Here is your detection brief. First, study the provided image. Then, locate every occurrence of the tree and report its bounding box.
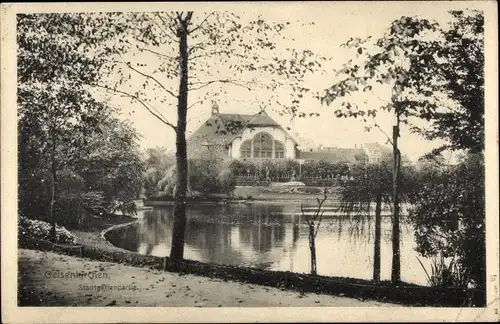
[188,158,235,196]
[339,162,391,282]
[320,16,439,284]
[301,190,327,275]
[339,158,417,282]
[98,12,324,260]
[142,147,175,198]
[410,153,485,289]
[72,114,145,215]
[19,101,144,228]
[17,13,126,239]
[410,10,484,155]
[408,10,485,289]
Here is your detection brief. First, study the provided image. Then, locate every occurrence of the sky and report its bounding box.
[96,1,487,162]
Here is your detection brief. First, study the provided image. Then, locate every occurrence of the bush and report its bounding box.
[19,216,76,244]
[417,255,472,288]
[229,158,301,180]
[56,170,108,227]
[301,160,350,179]
[410,153,485,289]
[18,114,144,228]
[189,158,235,196]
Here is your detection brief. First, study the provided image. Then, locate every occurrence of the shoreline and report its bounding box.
[18,213,485,307]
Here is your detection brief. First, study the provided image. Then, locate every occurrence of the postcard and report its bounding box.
[1,1,499,323]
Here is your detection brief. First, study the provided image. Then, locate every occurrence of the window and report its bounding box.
[240,140,251,158]
[253,133,273,158]
[275,140,285,158]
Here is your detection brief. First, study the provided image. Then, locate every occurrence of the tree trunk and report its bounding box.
[309,223,317,275]
[169,17,190,260]
[373,192,382,282]
[49,137,57,241]
[391,122,401,285]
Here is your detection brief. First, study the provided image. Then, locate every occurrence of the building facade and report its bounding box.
[187,103,391,164]
[187,103,299,160]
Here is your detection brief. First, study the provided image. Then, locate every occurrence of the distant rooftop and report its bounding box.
[299,146,366,164]
[188,107,289,145]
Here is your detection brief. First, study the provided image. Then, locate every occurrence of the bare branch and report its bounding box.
[185,12,194,21]
[370,90,391,105]
[156,12,179,40]
[189,79,254,92]
[314,190,327,237]
[138,46,178,61]
[315,210,325,238]
[187,97,215,110]
[189,50,245,61]
[116,53,178,99]
[95,84,176,130]
[186,115,203,124]
[372,116,394,146]
[188,42,205,55]
[188,12,215,34]
[301,204,310,225]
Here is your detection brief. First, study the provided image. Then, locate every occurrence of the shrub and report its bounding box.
[19,216,76,244]
[410,153,485,289]
[416,255,472,288]
[55,170,107,227]
[189,158,236,196]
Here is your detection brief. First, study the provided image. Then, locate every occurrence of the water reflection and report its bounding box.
[107,203,431,285]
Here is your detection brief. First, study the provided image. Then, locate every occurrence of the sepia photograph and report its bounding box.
[1,1,499,323]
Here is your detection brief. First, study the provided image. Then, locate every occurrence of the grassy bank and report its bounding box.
[145,186,341,205]
[19,216,485,307]
[70,213,139,252]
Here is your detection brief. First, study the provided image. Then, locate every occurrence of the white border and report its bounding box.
[1,2,498,323]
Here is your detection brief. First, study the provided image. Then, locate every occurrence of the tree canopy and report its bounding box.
[410,10,484,154]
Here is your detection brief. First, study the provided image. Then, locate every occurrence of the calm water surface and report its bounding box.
[107,202,432,285]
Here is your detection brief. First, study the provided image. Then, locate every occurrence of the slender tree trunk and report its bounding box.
[49,136,57,241]
[169,16,190,260]
[309,222,317,275]
[373,192,382,282]
[391,121,401,285]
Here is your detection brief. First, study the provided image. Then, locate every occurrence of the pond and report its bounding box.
[106,202,432,286]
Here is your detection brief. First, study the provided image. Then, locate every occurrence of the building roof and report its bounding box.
[299,147,365,164]
[188,110,294,145]
[363,142,392,155]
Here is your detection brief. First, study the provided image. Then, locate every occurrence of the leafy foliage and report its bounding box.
[410,153,485,288]
[96,12,326,132]
[72,115,145,215]
[318,11,485,285]
[320,16,439,126]
[17,13,128,151]
[416,254,472,289]
[93,11,326,260]
[17,13,129,231]
[142,147,176,198]
[301,160,350,179]
[19,110,144,226]
[411,10,484,154]
[228,158,352,180]
[188,158,235,196]
[320,10,484,155]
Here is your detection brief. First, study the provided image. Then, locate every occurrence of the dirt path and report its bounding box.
[18,249,397,307]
